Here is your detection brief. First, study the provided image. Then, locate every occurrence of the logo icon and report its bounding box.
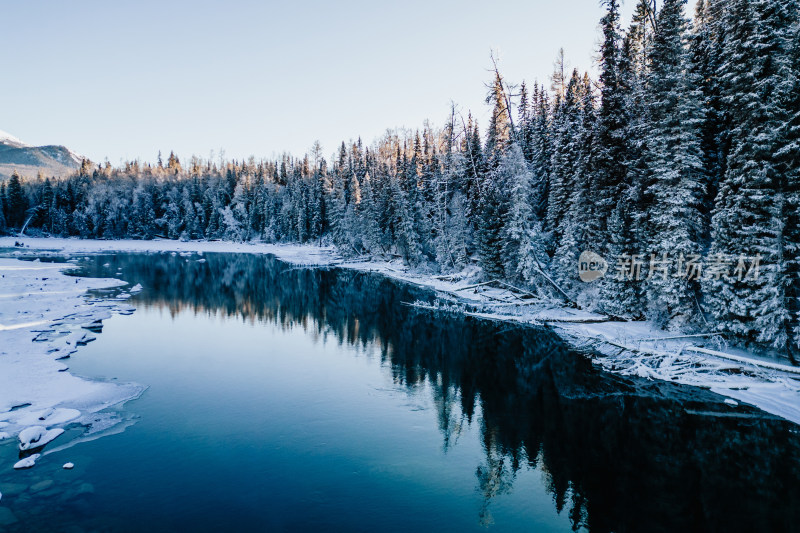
[578,250,607,282]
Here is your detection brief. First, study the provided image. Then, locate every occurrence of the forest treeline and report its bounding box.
[1,0,798,358]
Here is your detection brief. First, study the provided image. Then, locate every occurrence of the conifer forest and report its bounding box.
[3,0,799,359]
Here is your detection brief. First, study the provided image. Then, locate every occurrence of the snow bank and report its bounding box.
[0,236,337,265]
[3,236,800,426]
[0,253,145,468]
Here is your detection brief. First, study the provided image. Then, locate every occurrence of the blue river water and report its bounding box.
[1,252,798,532]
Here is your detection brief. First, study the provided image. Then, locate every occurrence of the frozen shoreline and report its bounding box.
[2,236,800,427]
[0,253,145,468]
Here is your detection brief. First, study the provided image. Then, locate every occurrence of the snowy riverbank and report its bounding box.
[0,253,145,469]
[3,236,800,427]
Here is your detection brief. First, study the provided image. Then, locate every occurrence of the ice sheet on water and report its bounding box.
[64,381,147,414]
[15,408,81,427]
[45,411,139,457]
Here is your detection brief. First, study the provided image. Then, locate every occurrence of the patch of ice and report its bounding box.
[725,399,739,407]
[63,462,74,470]
[13,454,40,469]
[16,407,81,427]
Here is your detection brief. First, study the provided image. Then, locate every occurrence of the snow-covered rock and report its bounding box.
[13,454,40,469]
[18,426,64,451]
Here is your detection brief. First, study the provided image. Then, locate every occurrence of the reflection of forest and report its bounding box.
[76,252,800,532]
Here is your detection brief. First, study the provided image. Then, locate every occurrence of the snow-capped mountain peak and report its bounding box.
[0,129,83,180]
[0,129,31,149]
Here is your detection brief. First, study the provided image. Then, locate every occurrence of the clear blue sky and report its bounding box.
[1,0,639,164]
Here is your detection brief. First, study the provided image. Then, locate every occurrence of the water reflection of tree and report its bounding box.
[477,428,516,527]
[77,253,800,532]
[430,376,464,452]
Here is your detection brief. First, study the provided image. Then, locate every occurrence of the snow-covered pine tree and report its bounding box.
[359,172,384,254]
[706,0,799,358]
[309,141,326,243]
[0,187,6,234]
[529,84,551,221]
[485,71,513,170]
[517,81,534,163]
[475,178,506,280]
[599,195,644,318]
[643,0,707,329]
[550,74,596,295]
[619,1,655,258]
[594,0,646,316]
[475,70,517,278]
[434,109,470,270]
[547,69,583,248]
[551,173,591,296]
[591,0,630,245]
[626,0,656,75]
[500,143,549,287]
[327,145,349,248]
[181,186,200,239]
[6,171,28,229]
[391,148,423,265]
[689,0,728,233]
[463,114,485,232]
[781,6,800,354]
[37,178,55,233]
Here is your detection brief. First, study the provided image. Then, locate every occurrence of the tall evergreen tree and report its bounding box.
[690,0,728,231]
[500,143,549,286]
[706,0,800,357]
[592,0,630,243]
[643,0,707,329]
[0,188,6,234]
[6,171,28,229]
[485,71,513,168]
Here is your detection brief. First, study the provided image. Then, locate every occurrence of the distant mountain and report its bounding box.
[0,130,83,180]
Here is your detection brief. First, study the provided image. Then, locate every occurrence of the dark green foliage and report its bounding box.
[6,171,28,228]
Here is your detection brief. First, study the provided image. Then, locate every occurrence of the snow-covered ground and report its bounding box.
[2,236,800,427]
[0,253,145,469]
